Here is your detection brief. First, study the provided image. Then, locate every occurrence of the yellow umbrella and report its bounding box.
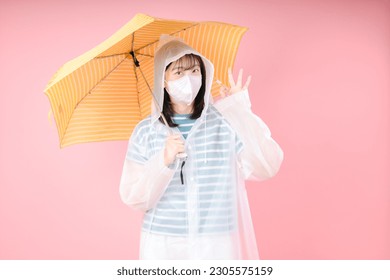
[44,13,248,148]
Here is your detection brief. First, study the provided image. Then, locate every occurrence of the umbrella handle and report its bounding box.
[159,112,188,161]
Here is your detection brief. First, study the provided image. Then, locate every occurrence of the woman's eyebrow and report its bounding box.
[172,64,200,71]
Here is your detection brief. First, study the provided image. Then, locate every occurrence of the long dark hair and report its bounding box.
[158,54,206,127]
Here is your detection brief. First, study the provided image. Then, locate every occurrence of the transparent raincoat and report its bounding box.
[119,36,284,259]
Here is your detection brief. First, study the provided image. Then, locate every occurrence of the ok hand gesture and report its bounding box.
[217,68,251,99]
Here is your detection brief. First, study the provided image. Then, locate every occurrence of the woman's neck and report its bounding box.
[172,102,194,114]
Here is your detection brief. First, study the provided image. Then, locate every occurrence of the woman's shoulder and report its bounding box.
[207,104,224,119]
[131,115,153,139]
[207,104,238,135]
[136,115,153,128]
[207,104,232,125]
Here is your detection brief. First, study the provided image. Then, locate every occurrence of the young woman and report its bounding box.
[119,35,284,259]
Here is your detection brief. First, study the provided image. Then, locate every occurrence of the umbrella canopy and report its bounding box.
[44,13,248,148]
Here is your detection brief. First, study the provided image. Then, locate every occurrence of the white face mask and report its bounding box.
[165,75,202,105]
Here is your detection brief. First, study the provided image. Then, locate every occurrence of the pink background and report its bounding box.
[1,0,389,259]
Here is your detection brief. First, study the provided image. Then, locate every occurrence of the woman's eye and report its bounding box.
[193,68,200,73]
[175,71,182,75]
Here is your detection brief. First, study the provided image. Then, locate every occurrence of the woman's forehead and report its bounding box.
[169,55,200,70]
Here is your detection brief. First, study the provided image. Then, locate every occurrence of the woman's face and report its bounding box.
[163,54,204,112]
[164,55,201,84]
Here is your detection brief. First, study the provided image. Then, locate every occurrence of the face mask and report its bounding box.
[165,75,202,105]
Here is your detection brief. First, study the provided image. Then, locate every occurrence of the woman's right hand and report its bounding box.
[164,133,185,166]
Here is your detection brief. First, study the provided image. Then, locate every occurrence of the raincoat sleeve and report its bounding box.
[119,124,176,212]
[213,89,284,181]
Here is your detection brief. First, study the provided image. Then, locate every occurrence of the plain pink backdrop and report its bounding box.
[0,0,389,259]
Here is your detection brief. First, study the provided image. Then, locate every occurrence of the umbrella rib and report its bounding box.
[135,53,153,58]
[61,55,131,145]
[134,23,200,53]
[94,51,153,60]
[131,33,143,122]
[78,55,130,106]
[95,53,130,59]
[130,57,143,124]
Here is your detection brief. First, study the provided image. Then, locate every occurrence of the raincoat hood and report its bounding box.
[151,35,215,124]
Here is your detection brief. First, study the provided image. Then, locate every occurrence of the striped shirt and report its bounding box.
[172,113,196,139]
[127,105,244,236]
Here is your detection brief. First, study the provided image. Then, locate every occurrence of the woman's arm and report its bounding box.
[214,88,284,181]
[119,126,177,212]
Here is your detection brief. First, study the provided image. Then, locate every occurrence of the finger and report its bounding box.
[219,86,228,98]
[172,140,185,145]
[174,145,185,151]
[177,147,185,153]
[176,139,185,144]
[170,134,181,139]
[237,68,243,87]
[228,67,235,88]
[243,75,252,90]
[173,143,185,150]
[226,87,232,96]
[225,87,230,96]
[171,137,184,142]
[168,137,180,142]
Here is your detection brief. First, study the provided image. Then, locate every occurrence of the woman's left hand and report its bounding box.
[218,68,251,99]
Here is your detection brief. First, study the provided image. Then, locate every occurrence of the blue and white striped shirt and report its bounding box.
[172,113,196,139]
